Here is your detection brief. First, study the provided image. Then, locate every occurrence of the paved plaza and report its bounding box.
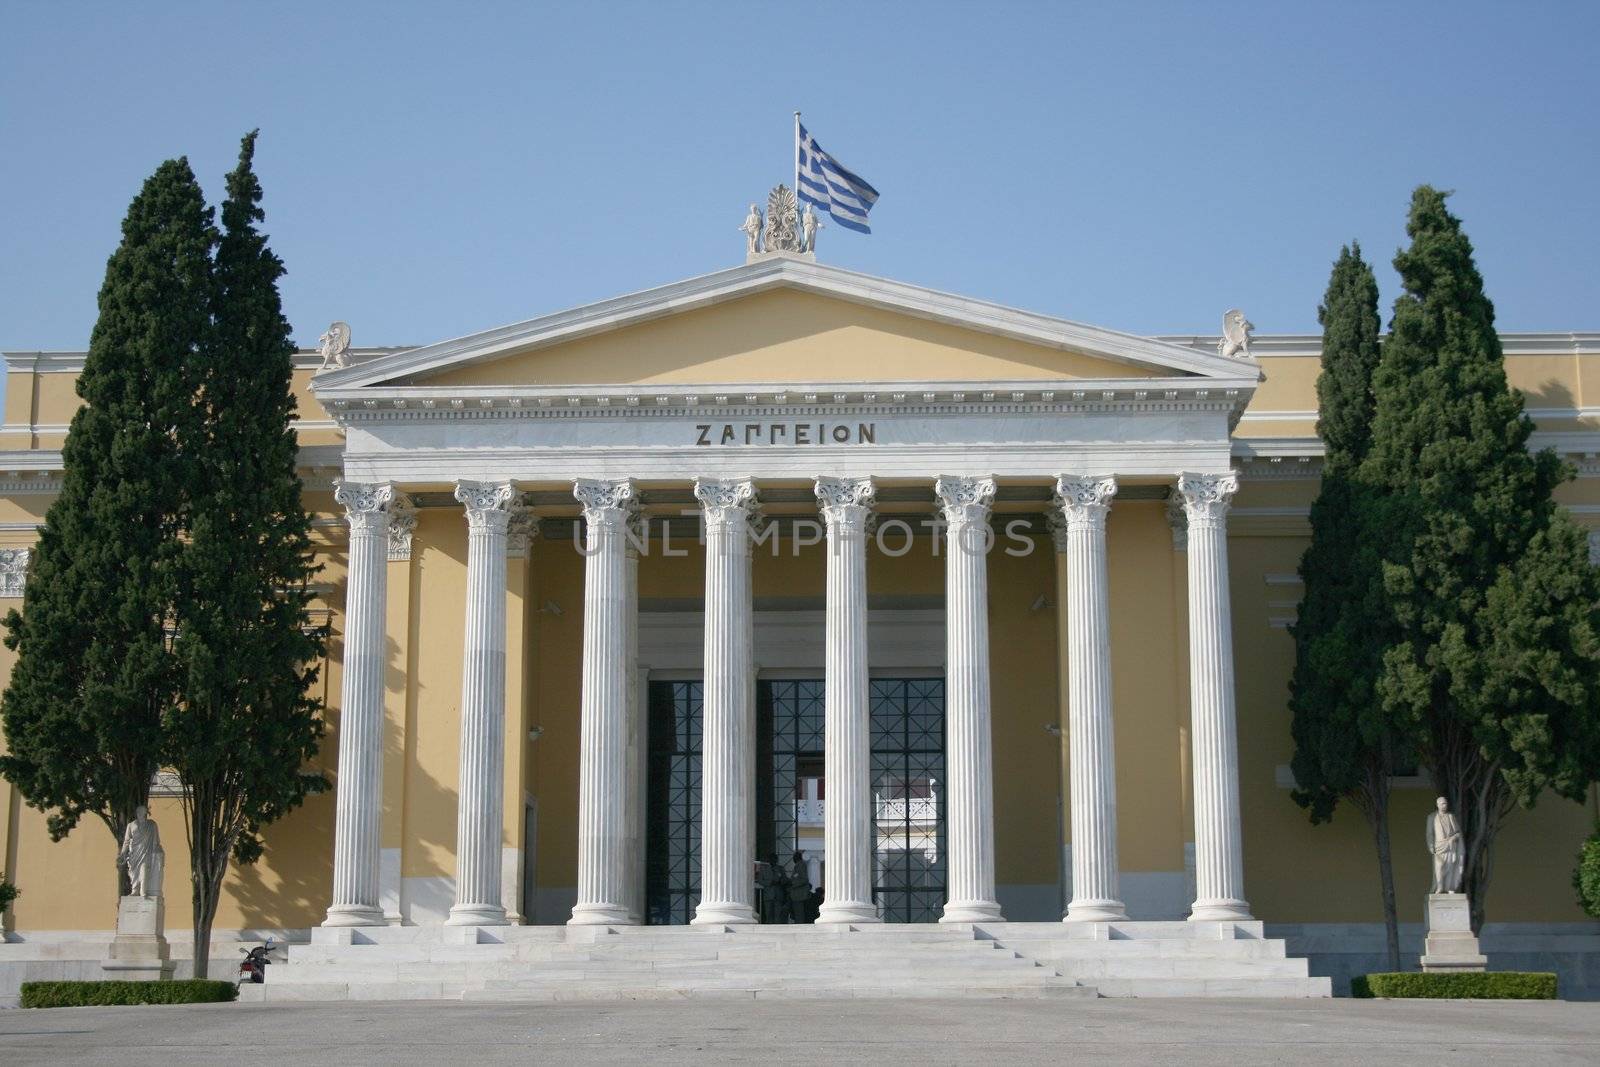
[1,997,1597,1066]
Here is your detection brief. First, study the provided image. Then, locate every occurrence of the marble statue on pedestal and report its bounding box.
[105,805,174,980]
[1427,795,1464,894]
[1420,795,1485,972]
[119,805,165,897]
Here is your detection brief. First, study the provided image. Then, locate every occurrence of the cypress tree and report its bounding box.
[1288,244,1406,970]
[0,160,214,898]
[1364,187,1600,932]
[167,132,327,974]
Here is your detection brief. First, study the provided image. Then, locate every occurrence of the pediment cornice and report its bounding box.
[311,258,1264,391]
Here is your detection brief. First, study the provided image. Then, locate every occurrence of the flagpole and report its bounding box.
[793,110,801,197]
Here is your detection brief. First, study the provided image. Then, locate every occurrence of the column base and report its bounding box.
[321,904,386,928]
[1188,898,1253,922]
[691,901,757,925]
[939,899,1004,923]
[816,901,881,925]
[568,903,635,926]
[1065,898,1128,922]
[446,903,509,927]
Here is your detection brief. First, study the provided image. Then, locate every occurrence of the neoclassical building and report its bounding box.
[1,246,1597,989]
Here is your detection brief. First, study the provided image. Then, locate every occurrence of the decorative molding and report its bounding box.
[506,507,539,558]
[814,476,875,528]
[1176,471,1240,527]
[692,476,758,527]
[1053,474,1117,532]
[454,480,516,532]
[0,547,30,597]
[334,479,394,535]
[1165,492,1187,551]
[387,496,417,561]
[149,770,185,798]
[933,474,996,525]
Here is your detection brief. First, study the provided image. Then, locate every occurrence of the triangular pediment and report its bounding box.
[314,257,1259,391]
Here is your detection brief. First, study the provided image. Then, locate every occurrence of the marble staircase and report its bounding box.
[240,921,1329,1002]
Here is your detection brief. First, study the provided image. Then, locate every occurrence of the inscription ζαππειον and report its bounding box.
[694,422,877,445]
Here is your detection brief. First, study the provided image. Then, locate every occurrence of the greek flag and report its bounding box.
[796,121,879,234]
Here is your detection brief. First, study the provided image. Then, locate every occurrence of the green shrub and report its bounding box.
[1575,825,1600,919]
[0,878,18,914]
[20,980,238,1008]
[1351,971,1557,999]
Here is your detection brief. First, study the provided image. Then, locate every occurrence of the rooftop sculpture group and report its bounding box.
[740,185,821,259]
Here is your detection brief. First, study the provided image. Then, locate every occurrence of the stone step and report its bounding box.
[994,938,1287,960]
[1091,976,1334,998]
[1045,956,1311,979]
[274,959,1054,984]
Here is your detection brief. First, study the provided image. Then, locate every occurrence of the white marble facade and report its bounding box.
[312,257,1261,930]
[318,467,1251,929]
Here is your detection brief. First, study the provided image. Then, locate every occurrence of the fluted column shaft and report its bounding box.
[935,476,1004,923]
[324,481,393,927]
[1179,471,1252,922]
[570,479,637,926]
[624,533,646,924]
[1056,475,1128,922]
[692,478,759,925]
[448,480,515,926]
[816,477,880,924]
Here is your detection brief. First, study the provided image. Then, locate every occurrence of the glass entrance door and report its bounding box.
[644,675,947,924]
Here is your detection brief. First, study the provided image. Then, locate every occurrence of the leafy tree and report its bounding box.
[1364,186,1600,932]
[0,160,215,897]
[167,132,328,975]
[1288,243,1408,969]
[1576,825,1600,919]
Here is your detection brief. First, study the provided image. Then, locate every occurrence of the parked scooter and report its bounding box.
[237,937,280,986]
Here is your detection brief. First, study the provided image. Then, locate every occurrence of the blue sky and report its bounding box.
[2,1,1596,353]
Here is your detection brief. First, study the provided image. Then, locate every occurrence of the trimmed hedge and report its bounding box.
[21,980,238,1008]
[1352,971,1557,1000]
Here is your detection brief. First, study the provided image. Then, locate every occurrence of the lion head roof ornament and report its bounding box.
[741,184,816,264]
[317,321,352,371]
[1218,309,1256,361]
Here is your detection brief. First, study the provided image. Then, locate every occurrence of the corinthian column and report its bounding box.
[1178,471,1252,922]
[569,478,638,926]
[324,480,394,927]
[692,477,759,925]
[934,475,1004,923]
[815,476,880,925]
[447,480,516,926]
[1055,475,1128,922]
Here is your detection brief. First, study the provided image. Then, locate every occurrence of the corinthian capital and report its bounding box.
[1176,471,1240,527]
[574,478,638,520]
[814,476,875,528]
[335,480,394,534]
[1054,475,1117,531]
[693,477,758,527]
[455,480,517,532]
[934,475,996,525]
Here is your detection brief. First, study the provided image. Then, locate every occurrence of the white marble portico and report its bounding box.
[312,257,1263,929]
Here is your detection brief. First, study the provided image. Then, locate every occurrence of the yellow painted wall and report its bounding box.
[5,317,1600,932]
[410,289,1162,387]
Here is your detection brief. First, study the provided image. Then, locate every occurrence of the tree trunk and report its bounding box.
[1367,782,1401,973]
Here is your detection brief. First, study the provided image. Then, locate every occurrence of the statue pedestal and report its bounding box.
[1420,892,1486,973]
[102,894,174,981]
